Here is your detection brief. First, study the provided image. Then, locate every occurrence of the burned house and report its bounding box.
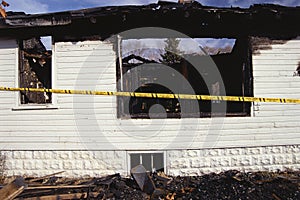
[0,1,299,176]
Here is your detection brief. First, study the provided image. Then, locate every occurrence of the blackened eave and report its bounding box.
[0,2,299,39]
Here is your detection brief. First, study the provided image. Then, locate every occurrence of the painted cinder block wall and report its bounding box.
[0,37,300,176]
[2,145,300,177]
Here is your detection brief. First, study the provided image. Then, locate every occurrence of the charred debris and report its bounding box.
[0,169,299,200]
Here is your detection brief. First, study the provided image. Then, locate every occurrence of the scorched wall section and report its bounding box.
[0,38,300,176]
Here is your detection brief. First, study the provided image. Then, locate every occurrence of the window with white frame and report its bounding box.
[129,152,164,172]
[19,36,52,104]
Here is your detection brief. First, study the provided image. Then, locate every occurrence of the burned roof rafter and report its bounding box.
[0,2,299,40]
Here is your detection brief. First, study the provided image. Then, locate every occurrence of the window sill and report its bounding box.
[12,104,58,111]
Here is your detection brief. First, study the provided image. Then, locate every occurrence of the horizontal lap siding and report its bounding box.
[52,38,300,150]
[54,41,117,149]
[253,37,300,111]
[0,40,116,150]
[0,39,17,110]
[251,37,300,146]
[1,38,299,150]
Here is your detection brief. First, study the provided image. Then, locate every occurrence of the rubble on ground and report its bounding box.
[0,169,299,200]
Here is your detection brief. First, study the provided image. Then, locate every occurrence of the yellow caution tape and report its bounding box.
[1,86,300,104]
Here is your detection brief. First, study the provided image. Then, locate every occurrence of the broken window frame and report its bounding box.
[12,35,57,110]
[128,152,165,173]
[117,37,253,119]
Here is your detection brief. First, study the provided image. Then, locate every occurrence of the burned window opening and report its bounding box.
[129,83,181,119]
[117,37,252,119]
[19,36,52,104]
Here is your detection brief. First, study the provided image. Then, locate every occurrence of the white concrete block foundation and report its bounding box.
[2,144,300,177]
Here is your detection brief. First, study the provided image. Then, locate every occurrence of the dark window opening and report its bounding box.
[128,83,181,119]
[117,37,252,119]
[130,153,164,173]
[19,36,52,104]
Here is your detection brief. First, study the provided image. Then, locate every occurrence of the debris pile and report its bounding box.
[0,169,299,200]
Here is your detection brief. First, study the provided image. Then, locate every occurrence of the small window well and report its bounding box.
[129,152,164,173]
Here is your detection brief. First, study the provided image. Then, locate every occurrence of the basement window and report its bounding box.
[129,152,164,173]
[19,36,52,104]
[117,37,252,118]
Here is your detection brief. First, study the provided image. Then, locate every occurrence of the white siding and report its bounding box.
[249,37,300,147]
[252,37,300,118]
[0,38,299,151]
[0,39,17,110]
